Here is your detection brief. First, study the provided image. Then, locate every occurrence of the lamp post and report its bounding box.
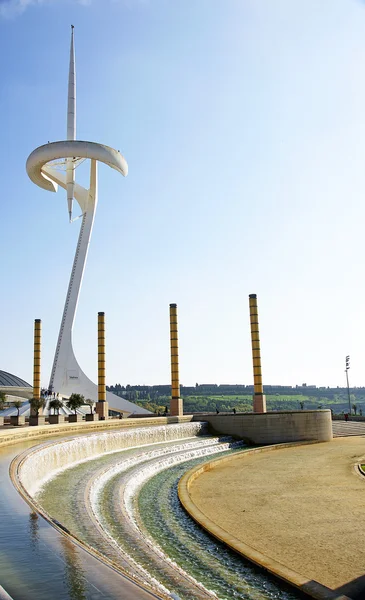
[345,355,351,415]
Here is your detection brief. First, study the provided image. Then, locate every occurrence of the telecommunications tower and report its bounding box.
[26,27,149,415]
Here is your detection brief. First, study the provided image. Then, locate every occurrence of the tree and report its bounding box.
[66,393,85,414]
[299,401,304,410]
[352,403,357,416]
[29,398,46,416]
[0,391,5,411]
[13,400,23,417]
[49,399,64,415]
[84,398,94,414]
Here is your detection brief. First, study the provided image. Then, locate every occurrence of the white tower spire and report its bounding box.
[66,24,76,222]
[26,27,150,416]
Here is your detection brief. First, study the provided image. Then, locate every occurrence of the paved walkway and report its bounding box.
[188,438,365,599]
[332,421,365,437]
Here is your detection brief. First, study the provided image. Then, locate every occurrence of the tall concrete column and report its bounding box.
[170,303,183,416]
[249,294,266,413]
[96,312,108,420]
[32,319,42,416]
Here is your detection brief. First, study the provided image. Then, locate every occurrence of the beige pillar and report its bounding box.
[170,303,183,416]
[32,319,43,416]
[95,312,108,420]
[249,294,266,413]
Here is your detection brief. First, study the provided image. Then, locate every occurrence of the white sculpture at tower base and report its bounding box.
[26,28,150,416]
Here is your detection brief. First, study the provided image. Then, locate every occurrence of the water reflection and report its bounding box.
[0,438,137,600]
[60,536,87,600]
[29,512,39,553]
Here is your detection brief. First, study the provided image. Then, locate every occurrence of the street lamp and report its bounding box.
[345,355,351,415]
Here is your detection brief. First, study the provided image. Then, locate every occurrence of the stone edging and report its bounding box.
[0,585,13,600]
[178,442,352,600]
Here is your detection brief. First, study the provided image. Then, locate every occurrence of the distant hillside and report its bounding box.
[106,384,364,415]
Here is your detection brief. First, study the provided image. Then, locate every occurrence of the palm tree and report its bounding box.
[0,392,5,412]
[49,399,64,415]
[66,393,85,415]
[85,399,94,414]
[29,398,46,416]
[13,400,23,417]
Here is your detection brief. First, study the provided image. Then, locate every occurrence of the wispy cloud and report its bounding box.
[0,0,89,18]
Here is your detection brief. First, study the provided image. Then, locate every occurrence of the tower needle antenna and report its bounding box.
[66,25,76,222]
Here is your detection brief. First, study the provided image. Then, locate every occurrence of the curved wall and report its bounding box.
[193,410,332,443]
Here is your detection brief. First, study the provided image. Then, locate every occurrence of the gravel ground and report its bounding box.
[188,438,365,593]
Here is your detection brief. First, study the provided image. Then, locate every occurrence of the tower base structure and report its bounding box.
[253,394,266,414]
[95,401,109,420]
[170,398,183,417]
[51,353,151,416]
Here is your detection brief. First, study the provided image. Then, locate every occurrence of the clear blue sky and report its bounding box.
[1,0,365,388]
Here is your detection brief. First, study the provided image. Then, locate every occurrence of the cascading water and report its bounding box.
[89,436,235,508]
[138,461,299,600]
[17,423,300,600]
[88,439,243,599]
[19,422,207,496]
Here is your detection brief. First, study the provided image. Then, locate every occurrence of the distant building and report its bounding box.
[0,370,32,399]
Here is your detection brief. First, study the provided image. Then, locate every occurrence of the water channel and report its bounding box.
[1,424,302,600]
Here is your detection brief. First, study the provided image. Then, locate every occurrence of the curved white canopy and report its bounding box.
[26,140,128,193]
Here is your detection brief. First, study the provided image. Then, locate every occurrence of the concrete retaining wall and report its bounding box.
[0,411,332,449]
[192,410,332,443]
